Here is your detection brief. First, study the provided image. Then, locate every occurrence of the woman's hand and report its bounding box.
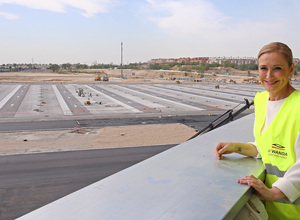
[214,142,235,159]
[238,175,286,202]
[215,142,258,159]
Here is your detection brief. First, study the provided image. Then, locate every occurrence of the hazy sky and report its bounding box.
[1,0,300,65]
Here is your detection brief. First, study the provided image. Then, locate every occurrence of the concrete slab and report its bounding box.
[0,83,261,120]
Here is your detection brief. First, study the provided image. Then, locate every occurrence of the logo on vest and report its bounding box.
[268,144,288,159]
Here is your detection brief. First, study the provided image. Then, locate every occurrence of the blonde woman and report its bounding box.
[215,42,300,219]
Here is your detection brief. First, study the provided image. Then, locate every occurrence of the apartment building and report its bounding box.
[208,57,257,65]
[148,57,209,64]
[148,56,257,65]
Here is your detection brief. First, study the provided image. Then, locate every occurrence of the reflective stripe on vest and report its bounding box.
[265,163,300,205]
[265,163,286,177]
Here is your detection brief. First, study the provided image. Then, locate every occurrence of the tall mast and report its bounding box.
[121,42,123,78]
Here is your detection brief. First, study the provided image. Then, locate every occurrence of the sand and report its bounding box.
[0,69,263,84]
[0,123,197,156]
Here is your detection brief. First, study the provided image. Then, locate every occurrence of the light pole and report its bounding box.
[121,42,123,78]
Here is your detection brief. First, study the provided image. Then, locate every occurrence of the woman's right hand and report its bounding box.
[214,142,235,159]
[214,142,258,159]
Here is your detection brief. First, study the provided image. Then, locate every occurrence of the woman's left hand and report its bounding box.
[238,175,286,202]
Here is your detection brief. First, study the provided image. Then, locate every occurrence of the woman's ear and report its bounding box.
[289,63,295,77]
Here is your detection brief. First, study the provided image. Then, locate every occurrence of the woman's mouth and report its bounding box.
[264,80,279,85]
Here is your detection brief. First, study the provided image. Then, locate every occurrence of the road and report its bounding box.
[0,144,176,220]
[0,114,229,132]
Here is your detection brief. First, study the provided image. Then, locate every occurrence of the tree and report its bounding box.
[199,65,205,73]
[62,63,72,70]
[50,64,60,72]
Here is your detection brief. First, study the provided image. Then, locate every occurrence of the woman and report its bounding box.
[214,42,300,219]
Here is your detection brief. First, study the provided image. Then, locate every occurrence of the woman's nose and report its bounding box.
[266,69,273,78]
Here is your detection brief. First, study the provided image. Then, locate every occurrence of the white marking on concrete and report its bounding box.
[105,85,165,109]
[168,85,249,104]
[52,85,73,116]
[116,85,204,111]
[147,86,237,105]
[85,85,141,113]
[0,85,21,109]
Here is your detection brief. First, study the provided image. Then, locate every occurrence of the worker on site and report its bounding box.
[214,42,300,219]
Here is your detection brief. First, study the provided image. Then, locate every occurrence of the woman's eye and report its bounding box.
[274,67,282,70]
[260,67,267,70]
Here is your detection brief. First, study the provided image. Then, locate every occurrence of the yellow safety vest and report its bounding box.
[254,90,300,220]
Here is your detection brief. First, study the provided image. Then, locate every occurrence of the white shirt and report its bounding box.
[255,99,300,203]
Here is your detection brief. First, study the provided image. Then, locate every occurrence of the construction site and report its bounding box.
[1,70,300,219]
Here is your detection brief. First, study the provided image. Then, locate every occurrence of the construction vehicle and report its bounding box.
[84,100,91,105]
[95,71,109,81]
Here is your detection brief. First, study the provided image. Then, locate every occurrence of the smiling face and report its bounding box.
[258,51,294,101]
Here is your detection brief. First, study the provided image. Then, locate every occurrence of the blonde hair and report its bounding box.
[258,42,293,67]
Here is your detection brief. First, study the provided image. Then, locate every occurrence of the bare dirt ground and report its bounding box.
[0,124,197,156]
[0,70,176,83]
[0,68,262,84]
